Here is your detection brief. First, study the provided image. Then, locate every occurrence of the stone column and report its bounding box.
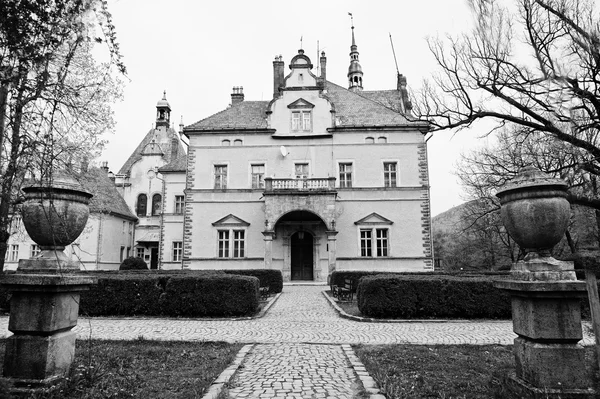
[326,230,338,281]
[262,230,275,269]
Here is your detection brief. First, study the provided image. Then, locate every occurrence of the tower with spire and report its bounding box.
[156,91,171,128]
[347,14,363,92]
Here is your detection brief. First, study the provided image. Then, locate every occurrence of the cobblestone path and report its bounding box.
[227,344,359,398]
[0,285,521,344]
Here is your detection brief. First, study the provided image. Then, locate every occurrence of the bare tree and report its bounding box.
[415,0,600,208]
[0,0,125,270]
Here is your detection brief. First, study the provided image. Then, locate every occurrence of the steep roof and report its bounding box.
[78,168,137,221]
[324,81,410,126]
[159,155,187,173]
[186,101,269,131]
[184,81,417,132]
[118,127,186,175]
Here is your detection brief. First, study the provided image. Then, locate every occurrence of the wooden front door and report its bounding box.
[291,232,313,280]
[150,247,158,270]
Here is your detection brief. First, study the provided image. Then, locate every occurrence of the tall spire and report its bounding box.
[347,13,363,92]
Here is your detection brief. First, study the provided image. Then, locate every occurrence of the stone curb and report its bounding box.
[341,344,386,399]
[201,344,254,399]
[79,292,282,322]
[322,290,499,324]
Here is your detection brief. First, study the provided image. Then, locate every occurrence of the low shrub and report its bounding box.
[79,273,259,317]
[119,257,148,271]
[223,269,283,293]
[357,275,512,319]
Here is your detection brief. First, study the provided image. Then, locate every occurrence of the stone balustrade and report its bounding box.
[264,177,336,192]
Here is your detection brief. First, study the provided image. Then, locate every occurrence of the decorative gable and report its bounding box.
[211,214,251,227]
[354,212,394,225]
[287,98,315,109]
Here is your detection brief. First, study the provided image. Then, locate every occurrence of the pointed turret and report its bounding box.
[348,23,363,92]
[156,91,171,128]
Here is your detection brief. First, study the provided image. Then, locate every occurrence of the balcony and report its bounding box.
[264,177,336,193]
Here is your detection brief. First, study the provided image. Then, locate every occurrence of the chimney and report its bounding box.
[273,55,284,98]
[320,51,327,81]
[231,86,244,105]
[396,73,412,113]
[101,161,109,173]
[171,136,179,160]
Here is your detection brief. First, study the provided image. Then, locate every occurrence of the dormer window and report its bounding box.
[288,98,315,134]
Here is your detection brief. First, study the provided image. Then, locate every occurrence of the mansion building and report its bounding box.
[5,30,433,281]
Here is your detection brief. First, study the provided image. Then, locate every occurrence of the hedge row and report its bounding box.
[357,274,512,319]
[0,273,261,317]
[82,274,260,317]
[329,270,509,291]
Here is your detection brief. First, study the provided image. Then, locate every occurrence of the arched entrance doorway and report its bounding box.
[291,231,313,281]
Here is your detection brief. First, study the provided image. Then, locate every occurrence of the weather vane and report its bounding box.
[348,12,354,28]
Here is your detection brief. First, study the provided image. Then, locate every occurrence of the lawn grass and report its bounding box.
[354,344,598,399]
[0,339,242,398]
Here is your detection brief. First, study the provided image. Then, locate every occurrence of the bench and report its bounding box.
[259,286,270,300]
[333,279,354,302]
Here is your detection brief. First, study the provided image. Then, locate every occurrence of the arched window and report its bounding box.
[222,139,231,146]
[233,139,243,146]
[378,137,387,143]
[365,137,374,144]
[136,194,147,216]
[152,194,162,216]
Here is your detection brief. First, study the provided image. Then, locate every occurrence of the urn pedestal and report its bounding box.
[2,175,97,394]
[494,167,596,398]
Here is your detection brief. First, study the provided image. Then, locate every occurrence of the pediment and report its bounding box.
[354,212,393,225]
[211,214,250,227]
[287,98,315,109]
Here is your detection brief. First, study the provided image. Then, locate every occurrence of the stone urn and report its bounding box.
[18,173,92,271]
[2,173,97,394]
[494,167,593,397]
[495,166,570,261]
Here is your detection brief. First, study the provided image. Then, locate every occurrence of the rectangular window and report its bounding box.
[233,230,245,258]
[291,111,312,132]
[30,244,41,258]
[251,164,265,189]
[9,244,18,261]
[218,230,230,258]
[136,247,145,258]
[174,195,185,214]
[360,228,390,257]
[214,165,228,189]
[122,221,126,233]
[376,229,389,257]
[172,241,183,262]
[360,229,372,257]
[119,246,125,262]
[339,163,353,188]
[127,246,131,258]
[384,162,397,187]
[295,163,309,179]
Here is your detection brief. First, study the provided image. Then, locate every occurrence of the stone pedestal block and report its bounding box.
[514,337,588,390]
[9,291,81,333]
[2,270,96,392]
[4,330,76,382]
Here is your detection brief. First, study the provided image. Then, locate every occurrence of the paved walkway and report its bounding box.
[0,285,522,344]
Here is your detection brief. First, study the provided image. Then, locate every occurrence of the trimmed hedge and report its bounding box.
[357,274,512,319]
[79,273,259,317]
[329,270,509,292]
[223,269,283,293]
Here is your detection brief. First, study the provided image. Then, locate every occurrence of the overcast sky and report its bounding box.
[100,0,484,216]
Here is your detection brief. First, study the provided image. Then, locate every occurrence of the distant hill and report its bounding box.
[432,202,471,235]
